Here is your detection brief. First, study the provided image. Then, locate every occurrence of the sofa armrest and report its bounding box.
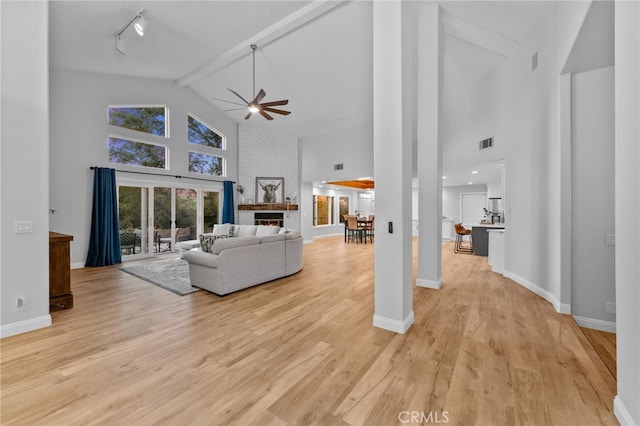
[183,250,220,268]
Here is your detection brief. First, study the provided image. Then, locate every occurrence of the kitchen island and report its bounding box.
[471,223,505,256]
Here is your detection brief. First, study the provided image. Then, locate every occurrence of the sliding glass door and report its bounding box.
[118,180,221,259]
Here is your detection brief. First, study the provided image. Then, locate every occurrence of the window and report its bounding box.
[109,137,167,169]
[313,195,335,226]
[339,196,349,223]
[188,114,224,149]
[109,106,167,137]
[188,152,223,176]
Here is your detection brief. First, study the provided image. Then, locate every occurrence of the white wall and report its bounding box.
[614,1,640,424]
[238,125,300,231]
[571,66,615,331]
[49,70,238,266]
[504,3,591,314]
[1,1,52,337]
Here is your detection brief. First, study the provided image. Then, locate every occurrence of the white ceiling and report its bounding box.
[49,1,553,186]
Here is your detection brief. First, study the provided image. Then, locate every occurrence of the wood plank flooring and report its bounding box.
[1,238,618,425]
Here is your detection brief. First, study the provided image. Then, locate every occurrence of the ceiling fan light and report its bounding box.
[134,14,147,36]
[248,104,260,113]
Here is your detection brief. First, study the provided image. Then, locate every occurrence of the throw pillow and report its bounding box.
[199,233,217,253]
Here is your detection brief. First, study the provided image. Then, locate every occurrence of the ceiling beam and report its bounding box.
[177,0,349,87]
[442,13,518,58]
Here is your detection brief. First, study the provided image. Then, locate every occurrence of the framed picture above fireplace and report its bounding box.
[255,177,284,204]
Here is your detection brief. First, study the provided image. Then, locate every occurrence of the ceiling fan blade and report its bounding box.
[259,110,274,120]
[224,108,248,112]
[253,88,266,104]
[228,88,249,105]
[212,97,246,107]
[244,111,253,120]
[263,107,291,116]
[260,99,289,107]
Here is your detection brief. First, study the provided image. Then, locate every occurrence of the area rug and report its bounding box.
[121,258,199,296]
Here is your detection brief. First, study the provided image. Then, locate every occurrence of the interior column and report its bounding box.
[417,4,444,289]
[372,0,414,333]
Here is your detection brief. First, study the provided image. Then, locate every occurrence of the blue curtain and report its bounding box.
[222,180,235,224]
[86,168,122,266]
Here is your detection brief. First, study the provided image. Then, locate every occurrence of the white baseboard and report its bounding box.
[373,311,415,334]
[614,395,638,426]
[503,271,571,314]
[416,277,442,289]
[71,261,85,269]
[0,315,52,338]
[572,315,616,333]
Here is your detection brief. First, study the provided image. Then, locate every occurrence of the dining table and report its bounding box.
[343,216,374,244]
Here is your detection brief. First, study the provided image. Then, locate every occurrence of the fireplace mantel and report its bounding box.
[238,204,298,211]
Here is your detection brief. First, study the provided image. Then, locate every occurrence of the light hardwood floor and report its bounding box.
[1,238,618,425]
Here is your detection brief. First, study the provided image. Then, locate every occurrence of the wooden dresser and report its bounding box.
[49,231,74,311]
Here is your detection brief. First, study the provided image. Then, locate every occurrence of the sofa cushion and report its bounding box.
[259,234,286,244]
[212,223,234,237]
[211,236,260,255]
[237,225,258,237]
[256,225,280,237]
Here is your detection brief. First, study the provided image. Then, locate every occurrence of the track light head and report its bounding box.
[134,14,147,36]
[114,9,147,54]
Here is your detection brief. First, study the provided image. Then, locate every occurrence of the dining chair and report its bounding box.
[345,215,364,244]
[363,215,375,243]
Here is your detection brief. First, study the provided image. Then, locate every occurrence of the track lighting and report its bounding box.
[114,9,146,55]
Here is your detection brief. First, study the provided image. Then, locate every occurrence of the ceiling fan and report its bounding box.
[213,44,291,121]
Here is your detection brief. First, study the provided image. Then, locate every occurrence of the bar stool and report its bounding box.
[454,223,473,253]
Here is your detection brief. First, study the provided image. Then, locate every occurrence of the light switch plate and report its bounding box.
[14,220,33,234]
[605,234,615,246]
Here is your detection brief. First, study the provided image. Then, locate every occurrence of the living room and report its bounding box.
[1,1,639,424]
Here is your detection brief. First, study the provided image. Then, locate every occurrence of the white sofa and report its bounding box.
[182,224,303,296]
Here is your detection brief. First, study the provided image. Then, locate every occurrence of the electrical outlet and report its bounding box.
[604,302,616,314]
[14,297,26,311]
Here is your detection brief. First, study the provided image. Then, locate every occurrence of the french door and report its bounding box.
[117,179,221,259]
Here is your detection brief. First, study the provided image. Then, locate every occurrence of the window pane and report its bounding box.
[339,197,349,223]
[109,106,166,137]
[203,191,220,232]
[109,137,166,168]
[188,152,223,176]
[316,195,329,226]
[188,115,224,149]
[176,188,197,242]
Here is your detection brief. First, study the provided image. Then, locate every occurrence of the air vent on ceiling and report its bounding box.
[532,51,538,71]
[333,163,344,171]
[479,137,494,150]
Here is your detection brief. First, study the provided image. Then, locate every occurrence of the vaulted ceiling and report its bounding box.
[49,1,553,186]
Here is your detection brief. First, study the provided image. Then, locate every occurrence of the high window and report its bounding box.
[188,114,224,149]
[108,105,168,169]
[109,106,167,137]
[187,114,226,176]
[109,137,167,169]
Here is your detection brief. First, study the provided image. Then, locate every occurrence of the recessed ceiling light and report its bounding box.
[468,182,473,184]
[442,176,447,179]
[472,170,478,174]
